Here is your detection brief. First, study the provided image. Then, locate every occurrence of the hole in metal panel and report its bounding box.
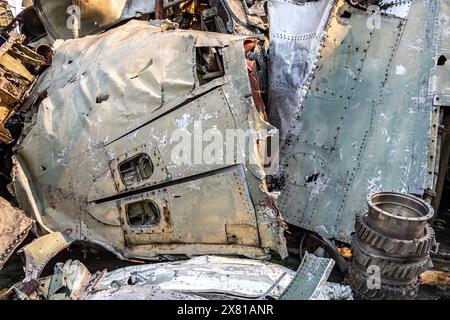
[437,55,447,66]
[196,47,224,85]
[126,200,160,227]
[340,10,352,19]
[118,153,154,186]
[305,173,319,183]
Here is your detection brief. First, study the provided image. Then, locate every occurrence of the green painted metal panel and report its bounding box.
[278,0,438,242]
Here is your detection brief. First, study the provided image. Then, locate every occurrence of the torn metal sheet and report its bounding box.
[20,232,72,281]
[207,0,268,34]
[276,0,440,243]
[379,0,412,19]
[279,252,336,300]
[11,20,287,260]
[12,259,92,300]
[11,256,295,300]
[0,196,32,270]
[33,0,189,40]
[267,0,335,142]
[82,255,295,299]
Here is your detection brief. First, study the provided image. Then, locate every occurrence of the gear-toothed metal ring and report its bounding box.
[347,264,420,300]
[351,236,432,280]
[355,214,435,258]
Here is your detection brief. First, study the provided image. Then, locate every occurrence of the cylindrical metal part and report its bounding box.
[365,192,434,240]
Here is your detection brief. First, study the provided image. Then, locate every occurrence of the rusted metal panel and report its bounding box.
[0,1,13,31]
[0,196,33,270]
[12,20,287,260]
[0,33,46,144]
[20,232,72,281]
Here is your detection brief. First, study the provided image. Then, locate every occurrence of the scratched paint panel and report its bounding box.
[267,0,335,141]
[279,0,436,242]
[21,21,197,156]
[293,3,371,151]
[279,2,374,231]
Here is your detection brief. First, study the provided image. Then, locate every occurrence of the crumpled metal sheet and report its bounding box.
[276,0,439,243]
[7,252,352,300]
[9,254,352,300]
[12,255,296,300]
[87,255,295,299]
[310,281,353,300]
[0,197,33,270]
[12,20,287,260]
[267,0,335,142]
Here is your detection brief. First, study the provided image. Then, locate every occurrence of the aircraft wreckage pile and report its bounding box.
[0,0,449,300]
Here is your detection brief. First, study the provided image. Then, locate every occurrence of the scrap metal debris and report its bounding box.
[0,0,449,302]
[348,192,436,299]
[20,232,72,281]
[9,256,296,300]
[420,270,450,288]
[0,33,46,143]
[89,255,294,299]
[8,255,353,300]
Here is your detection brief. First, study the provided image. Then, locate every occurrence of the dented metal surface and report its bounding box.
[88,255,295,299]
[11,255,296,300]
[11,20,287,260]
[13,259,94,300]
[267,0,335,142]
[275,0,442,243]
[0,196,32,270]
[20,232,72,281]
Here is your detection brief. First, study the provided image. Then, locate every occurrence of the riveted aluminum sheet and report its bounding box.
[277,0,439,243]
